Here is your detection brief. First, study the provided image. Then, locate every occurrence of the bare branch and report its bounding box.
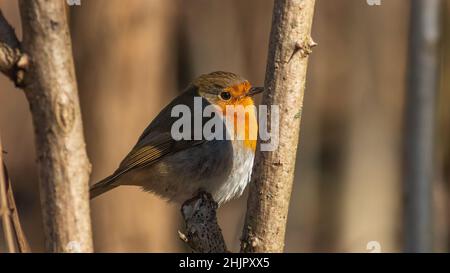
[241,0,317,253]
[0,140,16,253]
[0,9,28,86]
[18,0,93,252]
[180,192,228,253]
[3,163,31,253]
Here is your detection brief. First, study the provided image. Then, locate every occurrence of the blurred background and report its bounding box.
[0,0,449,252]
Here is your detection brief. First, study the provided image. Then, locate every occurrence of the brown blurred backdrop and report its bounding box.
[0,0,449,252]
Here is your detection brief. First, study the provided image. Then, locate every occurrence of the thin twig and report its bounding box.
[3,164,31,253]
[0,140,16,253]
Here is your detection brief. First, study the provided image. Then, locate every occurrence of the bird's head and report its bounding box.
[192,71,263,151]
[193,71,263,112]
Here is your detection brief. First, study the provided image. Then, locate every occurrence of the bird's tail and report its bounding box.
[90,174,119,199]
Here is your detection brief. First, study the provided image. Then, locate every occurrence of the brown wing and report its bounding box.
[118,133,174,173]
[90,133,204,199]
[117,130,204,171]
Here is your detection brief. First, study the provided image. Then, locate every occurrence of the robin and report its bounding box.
[89,71,263,205]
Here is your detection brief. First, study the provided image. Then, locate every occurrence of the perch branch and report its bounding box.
[180,192,228,253]
[241,0,317,253]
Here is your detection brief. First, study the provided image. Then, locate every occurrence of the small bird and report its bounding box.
[90,71,263,205]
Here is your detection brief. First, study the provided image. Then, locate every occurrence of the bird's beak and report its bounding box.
[248,87,264,97]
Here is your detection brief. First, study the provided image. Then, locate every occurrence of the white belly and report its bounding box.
[211,140,255,204]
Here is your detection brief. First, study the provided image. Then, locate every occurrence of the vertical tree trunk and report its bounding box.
[404,0,442,253]
[241,0,316,253]
[18,0,93,252]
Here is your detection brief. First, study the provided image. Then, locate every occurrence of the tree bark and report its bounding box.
[404,0,442,253]
[16,0,93,252]
[241,0,316,253]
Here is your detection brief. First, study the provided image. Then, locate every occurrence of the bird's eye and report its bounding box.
[219,91,232,101]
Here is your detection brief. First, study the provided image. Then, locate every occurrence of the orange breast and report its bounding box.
[217,97,257,151]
